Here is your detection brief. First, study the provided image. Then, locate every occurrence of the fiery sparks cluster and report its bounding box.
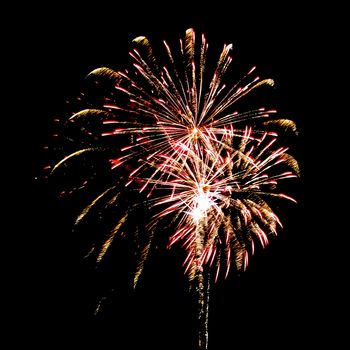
[49,28,299,287]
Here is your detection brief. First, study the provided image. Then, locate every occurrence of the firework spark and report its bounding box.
[49,28,299,350]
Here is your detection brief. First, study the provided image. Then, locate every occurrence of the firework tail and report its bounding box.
[197,267,210,350]
[193,223,210,350]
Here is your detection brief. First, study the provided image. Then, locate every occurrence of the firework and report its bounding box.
[49,28,299,350]
[143,128,298,280]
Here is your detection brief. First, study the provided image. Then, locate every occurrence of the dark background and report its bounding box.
[25,3,338,349]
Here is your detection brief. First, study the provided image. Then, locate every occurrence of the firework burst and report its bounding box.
[48,28,299,350]
[142,127,298,281]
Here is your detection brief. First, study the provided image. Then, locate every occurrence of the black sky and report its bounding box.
[25,3,338,349]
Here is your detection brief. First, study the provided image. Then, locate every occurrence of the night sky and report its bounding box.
[26,3,338,349]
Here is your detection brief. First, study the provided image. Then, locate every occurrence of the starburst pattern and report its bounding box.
[47,28,299,350]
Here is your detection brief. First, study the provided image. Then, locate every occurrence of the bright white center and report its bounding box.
[191,188,212,222]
